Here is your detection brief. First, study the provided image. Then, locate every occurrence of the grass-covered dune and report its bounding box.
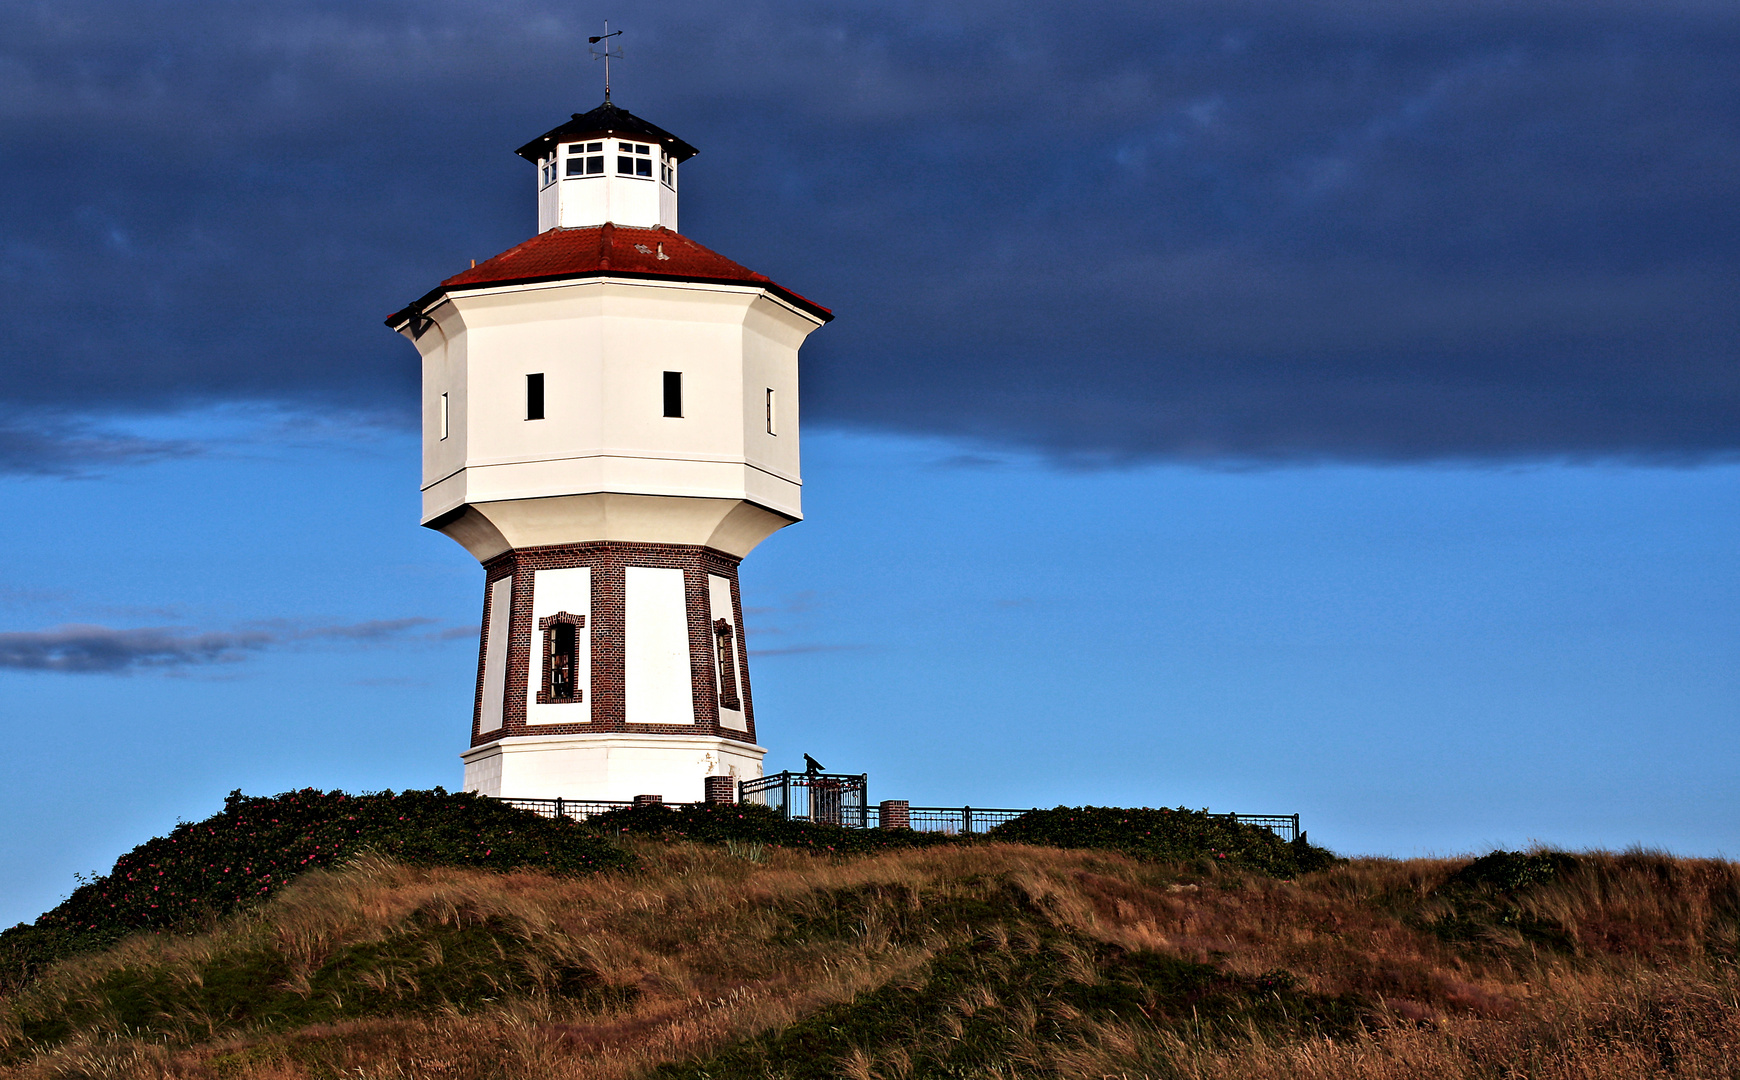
[2,792,1737,1079]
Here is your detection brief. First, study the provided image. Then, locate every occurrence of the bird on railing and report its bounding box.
[803,754,825,775]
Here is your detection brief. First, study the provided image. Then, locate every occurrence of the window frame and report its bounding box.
[713,618,742,711]
[535,611,587,704]
[526,373,545,421]
[662,371,683,418]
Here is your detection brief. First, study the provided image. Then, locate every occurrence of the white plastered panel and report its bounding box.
[479,574,513,734]
[526,566,591,725]
[625,566,695,726]
[708,573,747,731]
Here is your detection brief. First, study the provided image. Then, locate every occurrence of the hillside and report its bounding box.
[2,803,1738,1078]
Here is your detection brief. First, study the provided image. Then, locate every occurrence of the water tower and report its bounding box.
[387,100,831,802]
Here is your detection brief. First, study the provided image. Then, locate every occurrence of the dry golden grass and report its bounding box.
[2,842,1736,1079]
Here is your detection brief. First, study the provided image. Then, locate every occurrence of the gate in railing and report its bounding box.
[739,771,869,828]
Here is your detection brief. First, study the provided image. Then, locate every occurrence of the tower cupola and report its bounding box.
[516,101,697,233]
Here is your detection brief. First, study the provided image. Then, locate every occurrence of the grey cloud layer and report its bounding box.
[2,0,1734,462]
[0,619,444,673]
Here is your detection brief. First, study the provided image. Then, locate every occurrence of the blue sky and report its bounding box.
[2,0,1737,926]
[0,421,1733,926]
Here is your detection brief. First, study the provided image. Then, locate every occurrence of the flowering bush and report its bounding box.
[0,787,629,988]
[986,806,1337,878]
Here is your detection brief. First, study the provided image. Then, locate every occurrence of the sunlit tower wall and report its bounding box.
[387,101,831,802]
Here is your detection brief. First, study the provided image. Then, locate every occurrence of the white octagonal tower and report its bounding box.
[387,100,831,803]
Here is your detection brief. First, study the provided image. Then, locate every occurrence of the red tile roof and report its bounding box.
[387,224,831,327]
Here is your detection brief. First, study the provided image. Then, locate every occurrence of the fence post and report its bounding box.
[1292,814,1301,842]
[555,797,564,819]
[879,800,910,830]
[964,806,973,834]
[859,774,869,828]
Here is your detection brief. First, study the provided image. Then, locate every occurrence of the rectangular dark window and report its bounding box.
[662,371,683,418]
[550,622,576,700]
[526,373,545,420]
[586,156,603,174]
[618,156,634,174]
[566,157,585,176]
[635,158,652,177]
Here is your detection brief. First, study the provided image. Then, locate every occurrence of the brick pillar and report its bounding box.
[632,794,664,809]
[879,800,911,830]
[704,775,737,804]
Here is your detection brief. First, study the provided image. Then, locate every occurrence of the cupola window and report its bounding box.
[565,142,604,177]
[618,143,653,178]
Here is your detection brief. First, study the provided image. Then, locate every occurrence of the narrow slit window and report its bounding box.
[713,618,741,711]
[765,387,776,435]
[526,373,545,420]
[439,392,449,440]
[663,371,683,418]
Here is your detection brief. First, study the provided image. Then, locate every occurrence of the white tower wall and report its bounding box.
[415,277,814,561]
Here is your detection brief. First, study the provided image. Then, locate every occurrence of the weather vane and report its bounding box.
[588,22,624,102]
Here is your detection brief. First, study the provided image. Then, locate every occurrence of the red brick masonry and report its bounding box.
[471,541,757,748]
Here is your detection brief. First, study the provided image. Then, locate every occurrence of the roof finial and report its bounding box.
[588,22,624,103]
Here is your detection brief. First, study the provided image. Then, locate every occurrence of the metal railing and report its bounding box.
[1222,814,1301,842]
[499,797,640,820]
[739,771,869,828]
[899,806,1033,834]
[493,794,1301,843]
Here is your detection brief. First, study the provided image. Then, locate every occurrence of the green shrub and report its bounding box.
[1423,849,1583,951]
[1443,849,1579,895]
[987,806,1338,878]
[0,788,630,988]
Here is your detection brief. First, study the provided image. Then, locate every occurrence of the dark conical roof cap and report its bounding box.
[515,101,699,162]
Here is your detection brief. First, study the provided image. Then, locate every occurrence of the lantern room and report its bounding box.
[517,101,696,233]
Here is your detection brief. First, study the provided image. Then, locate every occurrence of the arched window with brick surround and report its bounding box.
[537,612,586,704]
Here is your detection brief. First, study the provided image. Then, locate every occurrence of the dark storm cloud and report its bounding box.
[1,0,1735,463]
[0,419,196,476]
[0,618,443,673]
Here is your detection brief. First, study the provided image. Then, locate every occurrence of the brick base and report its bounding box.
[472,541,758,747]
